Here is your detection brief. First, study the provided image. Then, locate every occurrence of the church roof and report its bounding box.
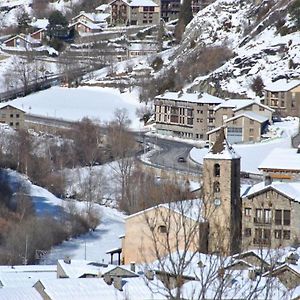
[204,128,240,160]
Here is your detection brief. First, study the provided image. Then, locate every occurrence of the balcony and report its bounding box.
[253,238,271,246]
[254,217,271,225]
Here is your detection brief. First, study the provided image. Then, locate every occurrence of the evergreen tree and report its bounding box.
[174,0,193,42]
[47,10,69,39]
[17,10,31,33]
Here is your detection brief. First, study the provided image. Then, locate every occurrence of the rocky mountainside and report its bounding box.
[171,0,300,98]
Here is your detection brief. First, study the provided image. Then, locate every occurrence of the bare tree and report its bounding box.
[107,109,136,210]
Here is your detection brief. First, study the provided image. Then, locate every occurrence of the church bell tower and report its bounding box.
[202,129,241,255]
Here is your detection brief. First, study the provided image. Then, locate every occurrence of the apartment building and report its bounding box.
[264,79,300,117]
[242,181,300,249]
[208,112,269,145]
[214,99,273,128]
[110,0,160,26]
[154,91,224,139]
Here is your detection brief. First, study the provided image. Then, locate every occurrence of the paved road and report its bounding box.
[138,135,201,175]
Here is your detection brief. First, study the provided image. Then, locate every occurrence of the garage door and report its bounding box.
[227,127,242,144]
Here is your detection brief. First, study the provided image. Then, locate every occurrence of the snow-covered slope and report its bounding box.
[173,0,300,98]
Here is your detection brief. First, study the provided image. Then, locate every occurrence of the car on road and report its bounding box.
[177,156,186,163]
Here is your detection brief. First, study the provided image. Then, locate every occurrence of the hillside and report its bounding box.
[172,0,300,98]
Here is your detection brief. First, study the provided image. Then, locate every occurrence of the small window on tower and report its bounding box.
[158,225,167,233]
[214,164,220,177]
[213,181,220,193]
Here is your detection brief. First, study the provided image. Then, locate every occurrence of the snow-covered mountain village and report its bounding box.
[0,0,299,299]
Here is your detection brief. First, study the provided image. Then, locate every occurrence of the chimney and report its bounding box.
[130,262,136,273]
[265,175,272,186]
[64,256,71,264]
[104,274,113,285]
[285,253,299,265]
[145,270,154,280]
[113,276,123,291]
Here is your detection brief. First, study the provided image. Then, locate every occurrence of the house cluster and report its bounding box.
[1,243,300,299]
[118,130,300,297]
[154,79,300,143]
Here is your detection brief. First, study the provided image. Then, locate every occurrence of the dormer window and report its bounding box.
[214,163,220,177]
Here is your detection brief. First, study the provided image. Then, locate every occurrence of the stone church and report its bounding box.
[121,129,300,264]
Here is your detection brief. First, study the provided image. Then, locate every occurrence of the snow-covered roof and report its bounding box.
[57,260,135,278]
[126,199,205,222]
[204,144,240,160]
[242,181,300,203]
[0,104,26,113]
[30,18,49,30]
[110,0,158,7]
[155,92,224,105]
[226,111,268,124]
[128,43,158,51]
[214,99,274,112]
[95,4,110,11]
[70,20,103,30]
[73,12,110,23]
[259,148,300,171]
[0,287,42,300]
[204,129,240,160]
[264,79,300,92]
[36,277,166,300]
[0,270,56,288]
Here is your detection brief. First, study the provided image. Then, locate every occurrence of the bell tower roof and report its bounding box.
[204,127,240,160]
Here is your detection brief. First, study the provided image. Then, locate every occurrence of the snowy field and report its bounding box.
[3,86,144,129]
[190,118,299,174]
[4,164,125,265]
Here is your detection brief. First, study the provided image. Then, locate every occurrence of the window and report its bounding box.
[283,210,290,226]
[16,114,19,118]
[274,230,282,239]
[264,229,271,241]
[275,210,282,225]
[283,230,290,240]
[158,225,167,233]
[259,107,264,111]
[213,181,220,193]
[214,164,220,177]
[244,208,251,216]
[249,128,254,133]
[250,120,254,125]
[244,228,251,237]
[264,209,271,224]
[10,114,13,118]
[255,209,263,223]
[16,122,19,127]
[187,118,193,125]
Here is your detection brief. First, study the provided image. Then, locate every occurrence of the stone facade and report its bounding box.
[0,105,25,129]
[242,187,300,249]
[264,80,300,117]
[202,146,241,255]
